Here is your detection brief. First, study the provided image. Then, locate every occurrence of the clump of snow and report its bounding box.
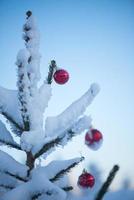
[16,49,30,66]
[21,130,45,151]
[90,83,100,97]
[0,86,23,131]
[0,120,17,146]
[45,83,100,137]
[32,118,92,158]
[28,83,52,130]
[0,150,28,178]
[0,172,18,189]
[24,15,41,91]
[1,172,67,200]
[33,157,83,180]
[24,15,37,30]
[71,116,92,133]
[31,116,92,158]
[16,49,31,124]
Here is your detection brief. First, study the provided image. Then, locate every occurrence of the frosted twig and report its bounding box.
[31,186,73,200]
[1,111,23,131]
[34,136,62,159]
[0,139,21,150]
[45,83,99,137]
[0,184,14,190]
[1,171,27,182]
[62,186,73,191]
[34,128,83,159]
[47,60,57,84]
[50,157,84,182]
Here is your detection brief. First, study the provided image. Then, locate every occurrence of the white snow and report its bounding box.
[32,116,92,158]
[21,130,45,151]
[1,172,66,200]
[16,49,30,66]
[71,116,92,133]
[0,86,23,129]
[24,15,41,91]
[0,150,28,178]
[45,83,100,137]
[0,172,18,189]
[0,120,18,146]
[16,49,31,124]
[28,82,52,130]
[33,157,83,180]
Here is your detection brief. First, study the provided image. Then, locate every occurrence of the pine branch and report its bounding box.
[0,139,21,150]
[47,60,57,84]
[23,11,32,43]
[1,111,23,132]
[32,193,41,200]
[45,83,99,137]
[4,171,27,182]
[34,116,90,160]
[0,184,14,190]
[34,136,62,159]
[50,157,84,182]
[67,129,76,140]
[17,56,30,131]
[62,186,73,191]
[32,191,51,200]
[23,11,33,95]
[31,186,73,200]
[34,129,77,159]
[95,165,120,200]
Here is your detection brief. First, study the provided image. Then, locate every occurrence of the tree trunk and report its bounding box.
[26,152,35,175]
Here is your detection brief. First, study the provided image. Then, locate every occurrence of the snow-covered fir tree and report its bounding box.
[0,11,119,200]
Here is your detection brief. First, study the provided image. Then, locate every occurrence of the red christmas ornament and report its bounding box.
[78,170,95,188]
[85,129,103,150]
[53,69,69,84]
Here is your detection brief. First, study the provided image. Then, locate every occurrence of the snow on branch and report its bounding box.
[16,49,31,131]
[0,172,18,191]
[1,173,67,200]
[33,157,84,182]
[0,184,14,190]
[28,82,52,130]
[62,186,73,191]
[23,10,41,94]
[49,157,84,182]
[45,83,100,137]
[21,11,51,130]
[31,186,73,200]
[1,111,23,134]
[0,120,21,150]
[33,115,91,158]
[0,86,23,134]
[33,136,62,159]
[0,150,29,181]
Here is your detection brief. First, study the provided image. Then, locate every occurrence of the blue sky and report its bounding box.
[0,0,134,189]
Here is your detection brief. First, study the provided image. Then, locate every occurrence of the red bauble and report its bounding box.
[78,171,95,188]
[53,69,69,84]
[85,129,103,150]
